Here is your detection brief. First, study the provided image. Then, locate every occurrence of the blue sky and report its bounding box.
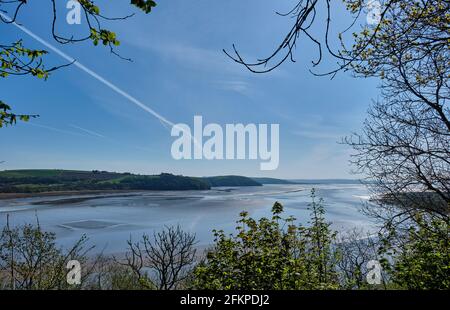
[0,0,380,179]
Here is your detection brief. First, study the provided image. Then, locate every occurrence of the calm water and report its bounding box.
[0,184,377,254]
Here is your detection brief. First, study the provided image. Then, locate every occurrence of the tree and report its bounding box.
[0,215,92,289]
[193,190,340,290]
[118,226,197,290]
[84,254,145,290]
[0,0,157,127]
[378,211,450,289]
[342,0,450,224]
[225,1,448,76]
[336,228,387,289]
[225,1,449,288]
[304,190,340,287]
[342,1,450,278]
[227,0,449,222]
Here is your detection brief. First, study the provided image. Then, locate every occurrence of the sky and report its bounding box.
[0,0,380,179]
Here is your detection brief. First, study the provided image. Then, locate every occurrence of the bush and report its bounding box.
[192,189,340,289]
[379,213,450,290]
[0,217,90,289]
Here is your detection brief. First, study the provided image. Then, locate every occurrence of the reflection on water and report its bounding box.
[0,184,377,254]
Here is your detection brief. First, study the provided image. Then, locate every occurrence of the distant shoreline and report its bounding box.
[0,190,146,200]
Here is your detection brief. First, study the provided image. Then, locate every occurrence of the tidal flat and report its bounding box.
[0,184,376,255]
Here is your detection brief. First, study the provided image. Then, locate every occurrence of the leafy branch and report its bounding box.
[0,0,157,126]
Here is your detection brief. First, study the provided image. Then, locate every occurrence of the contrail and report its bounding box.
[69,124,106,138]
[28,121,163,153]
[1,12,203,152]
[0,12,174,128]
[25,122,87,137]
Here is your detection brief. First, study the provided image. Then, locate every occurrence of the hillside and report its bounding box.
[0,170,211,193]
[203,176,262,187]
[0,170,267,194]
[251,177,295,185]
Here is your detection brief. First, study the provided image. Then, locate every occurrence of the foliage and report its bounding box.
[0,170,279,193]
[336,229,387,289]
[342,3,450,290]
[130,0,157,13]
[0,191,448,290]
[0,170,211,193]
[379,213,450,290]
[0,0,157,126]
[192,190,340,290]
[251,177,295,185]
[224,0,449,228]
[343,0,450,220]
[0,100,37,128]
[202,176,262,187]
[0,217,91,289]
[226,0,449,77]
[117,226,197,290]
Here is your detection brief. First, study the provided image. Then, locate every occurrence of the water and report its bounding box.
[0,184,377,255]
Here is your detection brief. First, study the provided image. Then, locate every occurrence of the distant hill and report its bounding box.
[203,176,262,187]
[251,177,295,185]
[0,170,211,193]
[0,170,266,194]
[0,170,370,195]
